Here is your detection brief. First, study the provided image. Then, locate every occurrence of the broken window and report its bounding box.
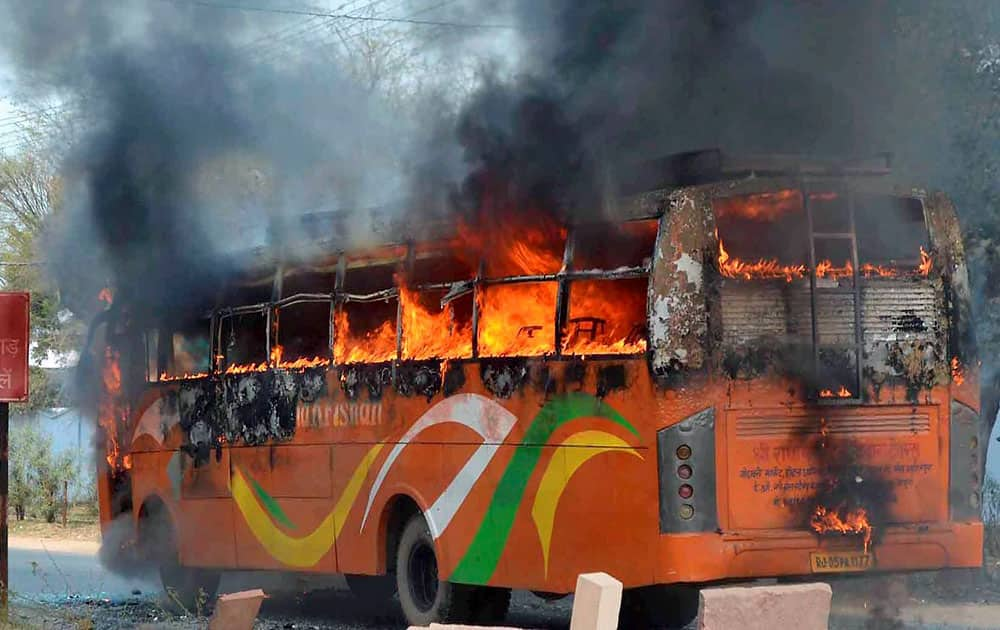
[714,190,810,281]
[855,195,929,274]
[400,287,473,360]
[335,261,399,364]
[281,266,337,298]
[478,282,557,358]
[572,220,658,271]
[161,320,211,378]
[274,301,331,367]
[218,311,268,370]
[223,273,275,307]
[562,278,647,355]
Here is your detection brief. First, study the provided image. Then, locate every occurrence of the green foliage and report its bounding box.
[0,154,83,415]
[9,422,77,523]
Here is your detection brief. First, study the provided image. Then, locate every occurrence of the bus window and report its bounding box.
[854,195,929,273]
[562,278,647,355]
[335,262,399,364]
[713,190,810,280]
[162,320,211,379]
[399,287,473,360]
[561,221,654,355]
[224,274,275,308]
[219,311,268,371]
[572,220,658,271]
[282,266,337,297]
[478,282,557,357]
[274,301,331,366]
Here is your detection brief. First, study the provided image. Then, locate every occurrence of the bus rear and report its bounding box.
[648,163,984,583]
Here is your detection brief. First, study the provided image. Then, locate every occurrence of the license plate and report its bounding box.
[810,550,873,573]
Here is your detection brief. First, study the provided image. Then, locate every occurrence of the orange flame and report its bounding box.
[860,263,898,278]
[478,282,558,357]
[918,246,933,276]
[98,287,114,306]
[811,504,873,553]
[270,344,331,370]
[717,235,807,282]
[333,308,396,364]
[819,386,852,398]
[399,286,473,360]
[562,279,647,355]
[99,346,125,471]
[951,357,965,386]
[159,371,210,381]
[815,260,854,280]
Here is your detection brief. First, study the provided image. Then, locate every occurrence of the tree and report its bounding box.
[0,152,83,414]
[9,422,76,522]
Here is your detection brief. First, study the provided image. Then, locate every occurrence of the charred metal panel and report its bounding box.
[596,365,627,397]
[648,190,714,373]
[396,362,443,400]
[442,362,466,396]
[481,359,529,399]
[924,193,976,366]
[950,400,985,520]
[338,364,391,401]
[657,408,717,533]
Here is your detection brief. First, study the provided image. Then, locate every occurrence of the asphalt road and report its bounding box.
[8,537,1000,629]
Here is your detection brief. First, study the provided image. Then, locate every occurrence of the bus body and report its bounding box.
[92,153,985,624]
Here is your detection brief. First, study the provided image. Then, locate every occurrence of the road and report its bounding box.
[8,536,1000,629]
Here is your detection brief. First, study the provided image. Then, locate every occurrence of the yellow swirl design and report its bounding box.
[231,443,384,568]
[530,430,641,576]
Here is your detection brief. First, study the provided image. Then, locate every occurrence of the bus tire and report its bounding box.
[345,573,396,604]
[395,513,475,625]
[139,503,220,614]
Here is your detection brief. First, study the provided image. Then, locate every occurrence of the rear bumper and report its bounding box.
[656,521,983,584]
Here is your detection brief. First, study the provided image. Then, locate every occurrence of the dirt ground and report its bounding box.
[6,507,100,543]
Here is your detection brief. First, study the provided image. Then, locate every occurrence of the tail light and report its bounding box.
[657,408,717,533]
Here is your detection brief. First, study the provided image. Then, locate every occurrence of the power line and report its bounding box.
[150,0,514,29]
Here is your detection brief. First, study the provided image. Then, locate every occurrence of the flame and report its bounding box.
[224,361,269,374]
[562,279,647,355]
[918,246,932,276]
[99,346,126,471]
[98,287,114,306]
[717,235,807,282]
[270,344,331,370]
[815,260,854,280]
[478,282,558,357]
[399,286,473,360]
[714,189,803,221]
[951,357,965,386]
[819,386,852,398]
[333,308,396,364]
[718,234,933,282]
[159,371,210,381]
[811,504,873,553]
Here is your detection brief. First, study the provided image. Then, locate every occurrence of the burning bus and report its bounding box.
[87,151,986,626]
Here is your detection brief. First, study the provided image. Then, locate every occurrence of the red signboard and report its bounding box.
[0,293,29,402]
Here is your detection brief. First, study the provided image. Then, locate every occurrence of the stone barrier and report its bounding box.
[697,583,832,630]
[208,588,268,630]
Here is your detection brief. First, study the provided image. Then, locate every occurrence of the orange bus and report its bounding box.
[89,152,986,627]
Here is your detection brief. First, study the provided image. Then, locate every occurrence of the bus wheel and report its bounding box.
[395,513,476,625]
[619,584,699,629]
[140,505,220,614]
[345,573,396,604]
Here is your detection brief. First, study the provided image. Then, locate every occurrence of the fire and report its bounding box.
[562,279,647,355]
[815,260,853,280]
[478,282,558,357]
[159,371,210,381]
[714,189,803,221]
[717,236,807,282]
[333,308,396,364]
[270,344,331,370]
[224,361,269,374]
[718,235,933,282]
[399,286,473,360]
[951,357,965,386]
[811,504,873,553]
[97,287,114,307]
[918,246,933,276]
[99,346,126,471]
[819,386,852,398]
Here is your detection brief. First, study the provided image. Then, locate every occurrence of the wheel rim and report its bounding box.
[407,540,439,612]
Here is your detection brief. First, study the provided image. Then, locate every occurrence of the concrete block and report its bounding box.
[697,583,832,630]
[208,588,267,630]
[416,625,524,630]
[570,572,623,630]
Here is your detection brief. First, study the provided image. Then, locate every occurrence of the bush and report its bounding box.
[9,423,77,523]
[984,476,1000,561]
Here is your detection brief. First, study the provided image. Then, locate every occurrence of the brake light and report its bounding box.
[677,464,692,479]
[676,444,692,460]
[679,484,694,499]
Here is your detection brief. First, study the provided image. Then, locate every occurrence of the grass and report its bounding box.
[6,505,99,543]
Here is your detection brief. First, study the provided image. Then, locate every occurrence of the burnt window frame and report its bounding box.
[334,248,405,365]
[468,220,656,360]
[272,262,336,366]
[212,270,279,373]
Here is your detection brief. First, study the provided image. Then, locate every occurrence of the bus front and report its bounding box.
[648,173,985,585]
